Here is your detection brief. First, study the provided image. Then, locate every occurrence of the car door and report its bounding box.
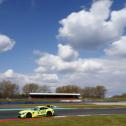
[39,107,47,116]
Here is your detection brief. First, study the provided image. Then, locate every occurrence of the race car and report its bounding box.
[18,106,54,118]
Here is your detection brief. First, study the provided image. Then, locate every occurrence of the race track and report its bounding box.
[0,108,126,119]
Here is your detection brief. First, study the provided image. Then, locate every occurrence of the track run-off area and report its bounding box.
[0,107,126,120]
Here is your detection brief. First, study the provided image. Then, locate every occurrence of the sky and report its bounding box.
[0,0,126,96]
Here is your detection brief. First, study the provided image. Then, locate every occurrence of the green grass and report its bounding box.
[96,97,126,102]
[1,115,126,126]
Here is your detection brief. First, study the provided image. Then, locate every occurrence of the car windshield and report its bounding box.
[33,107,40,111]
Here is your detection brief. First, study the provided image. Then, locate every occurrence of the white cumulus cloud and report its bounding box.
[105,36,126,57]
[3,69,14,78]
[58,44,79,61]
[0,69,59,91]
[58,0,126,50]
[35,47,103,74]
[0,34,15,53]
[90,0,112,20]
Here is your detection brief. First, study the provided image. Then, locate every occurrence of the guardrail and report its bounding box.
[0,101,82,105]
[0,101,60,104]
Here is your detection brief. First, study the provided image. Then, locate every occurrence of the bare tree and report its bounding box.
[95,85,106,98]
[81,87,96,98]
[22,83,40,95]
[22,83,51,95]
[0,80,19,98]
[39,85,51,93]
[81,85,106,98]
[56,85,80,93]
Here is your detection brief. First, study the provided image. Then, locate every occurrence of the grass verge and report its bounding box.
[1,115,126,126]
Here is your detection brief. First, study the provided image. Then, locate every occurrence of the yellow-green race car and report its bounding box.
[18,106,55,118]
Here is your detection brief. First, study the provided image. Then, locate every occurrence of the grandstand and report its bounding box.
[29,93,81,99]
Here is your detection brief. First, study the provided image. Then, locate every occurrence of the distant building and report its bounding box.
[29,93,81,99]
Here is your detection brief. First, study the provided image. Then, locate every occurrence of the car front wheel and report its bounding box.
[26,113,32,118]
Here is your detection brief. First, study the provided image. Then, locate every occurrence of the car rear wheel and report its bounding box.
[47,111,52,117]
[26,113,32,118]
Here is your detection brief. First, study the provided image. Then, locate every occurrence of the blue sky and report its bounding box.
[0,0,89,73]
[0,0,125,73]
[0,0,126,95]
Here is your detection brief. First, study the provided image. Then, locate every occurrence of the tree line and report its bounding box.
[56,85,106,98]
[0,80,50,98]
[0,80,106,98]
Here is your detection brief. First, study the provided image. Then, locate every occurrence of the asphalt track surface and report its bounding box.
[0,108,126,119]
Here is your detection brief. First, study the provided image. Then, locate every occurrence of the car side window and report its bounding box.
[33,107,40,111]
[40,107,48,110]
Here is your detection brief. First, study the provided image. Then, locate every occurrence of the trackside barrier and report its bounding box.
[0,101,82,105]
[0,101,59,105]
